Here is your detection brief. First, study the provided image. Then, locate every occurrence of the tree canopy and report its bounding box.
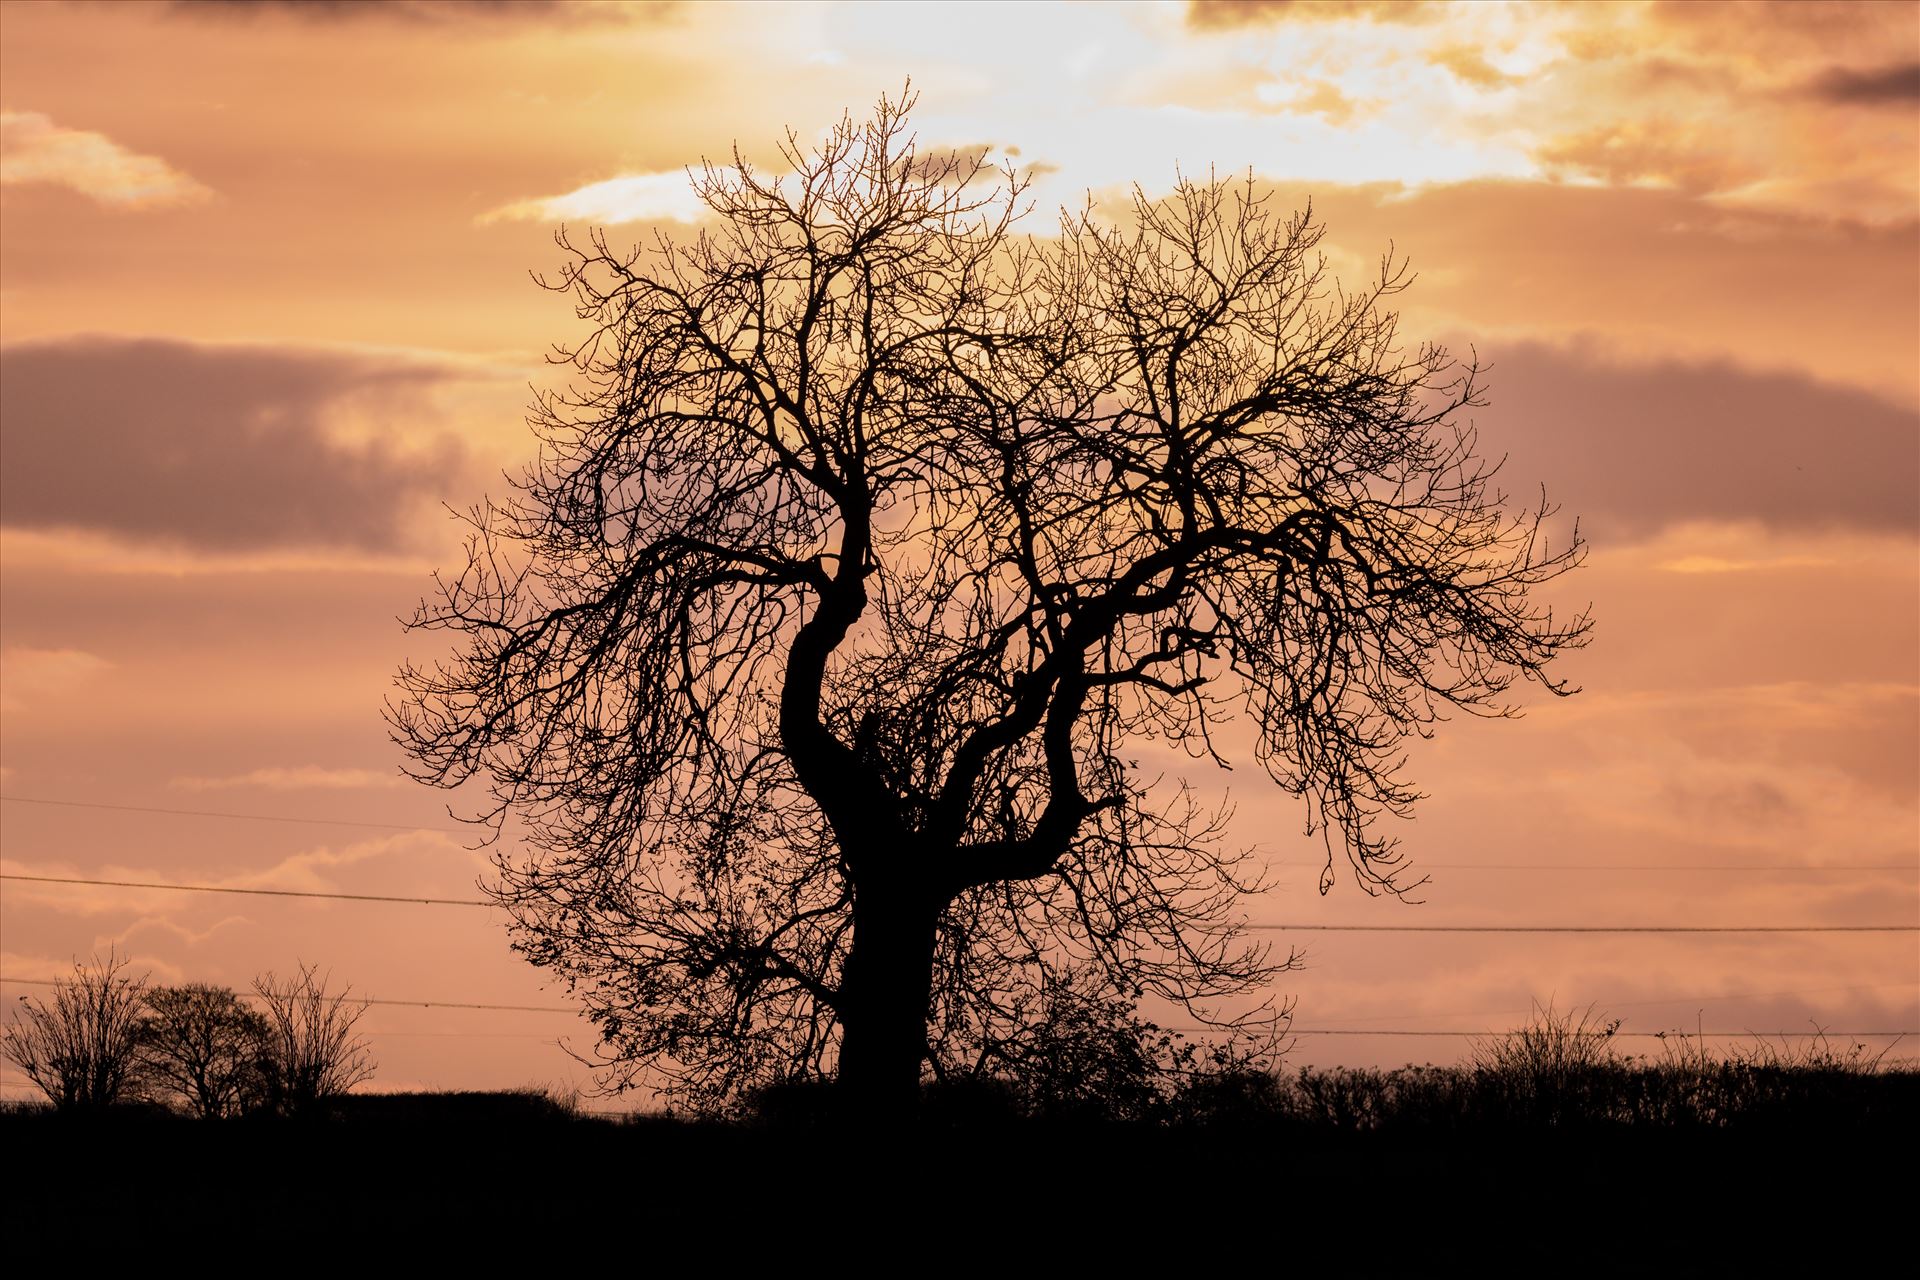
[139,983,272,1120]
[390,92,1590,1111]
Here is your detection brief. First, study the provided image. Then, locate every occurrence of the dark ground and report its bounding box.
[3,1089,1914,1270]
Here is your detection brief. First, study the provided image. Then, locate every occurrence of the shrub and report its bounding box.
[252,963,375,1116]
[1468,1002,1627,1127]
[1,951,149,1112]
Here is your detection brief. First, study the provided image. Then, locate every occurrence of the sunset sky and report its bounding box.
[2,0,1915,1103]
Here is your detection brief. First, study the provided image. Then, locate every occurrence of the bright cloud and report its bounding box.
[0,110,213,208]
[816,1,1918,225]
[478,168,727,226]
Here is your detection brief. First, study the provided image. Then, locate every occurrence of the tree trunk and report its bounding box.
[837,886,938,1118]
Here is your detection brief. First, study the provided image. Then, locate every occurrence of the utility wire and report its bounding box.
[1169,1027,1919,1039]
[3,997,1907,1041]
[0,975,575,1014]
[1,873,490,907]
[1,977,1910,1039]
[7,794,1912,874]
[1272,980,1920,1026]
[0,795,465,834]
[1273,860,1918,873]
[355,1030,565,1040]
[7,873,1913,933]
[1243,923,1915,933]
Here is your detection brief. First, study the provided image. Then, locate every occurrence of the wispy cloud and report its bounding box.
[0,111,213,208]
[0,647,112,713]
[1186,0,1441,29]
[0,830,484,922]
[478,169,724,226]
[166,0,662,28]
[1657,554,1833,575]
[168,766,408,792]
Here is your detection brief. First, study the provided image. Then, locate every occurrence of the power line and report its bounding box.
[0,976,576,1015]
[6,794,1910,876]
[1277,981,1920,1027]
[1,873,490,908]
[0,794,466,834]
[1274,861,1917,873]
[1243,923,1916,933]
[1172,1027,1919,1039]
[357,1030,566,1040]
[1,997,1909,1042]
[7,873,1913,933]
[1,974,1910,1039]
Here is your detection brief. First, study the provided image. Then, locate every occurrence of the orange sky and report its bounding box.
[2,0,1916,1102]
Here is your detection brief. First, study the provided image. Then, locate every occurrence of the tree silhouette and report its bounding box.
[2,951,149,1111]
[139,983,272,1120]
[252,964,375,1115]
[390,92,1590,1112]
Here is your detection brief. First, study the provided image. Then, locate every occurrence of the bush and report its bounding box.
[1,951,149,1111]
[252,963,375,1116]
[1467,1002,1628,1127]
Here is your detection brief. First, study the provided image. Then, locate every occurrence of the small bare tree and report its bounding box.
[139,983,272,1120]
[2,951,150,1111]
[252,964,375,1115]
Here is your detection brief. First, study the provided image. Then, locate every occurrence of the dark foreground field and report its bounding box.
[4,1068,1915,1269]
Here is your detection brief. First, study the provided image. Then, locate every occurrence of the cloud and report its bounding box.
[1656,554,1832,575]
[1808,61,1920,105]
[1645,0,1918,66]
[0,111,213,209]
[1467,341,1920,538]
[169,766,408,792]
[0,831,488,933]
[1430,44,1518,89]
[1152,4,1916,227]
[1186,0,1440,29]
[1535,120,1746,195]
[478,168,721,226]
[166,0,665,27]
[0,337,478,553]
[1458,680,1920,861]
[1253,79,1366,125]
[0,647,112,713]
[1246,180,1917,407]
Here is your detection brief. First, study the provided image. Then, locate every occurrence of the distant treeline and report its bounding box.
[2,951,373,1118]
[8,997,1910,1133]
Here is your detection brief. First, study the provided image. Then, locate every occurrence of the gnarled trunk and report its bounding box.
[836,886,939,1117]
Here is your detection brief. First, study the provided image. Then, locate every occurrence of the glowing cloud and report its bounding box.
[478,169,726,226]
[1657,555,1834,576]
[0,110,213,208]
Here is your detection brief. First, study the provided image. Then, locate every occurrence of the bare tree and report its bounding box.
[390,91,1590,1113]
[139,983,272,1120]
[252,964,375,1115]
[2,951,149,1111]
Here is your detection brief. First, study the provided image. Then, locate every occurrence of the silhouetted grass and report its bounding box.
[4,1009,1913,1265]
[5,1070,1914,1266]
